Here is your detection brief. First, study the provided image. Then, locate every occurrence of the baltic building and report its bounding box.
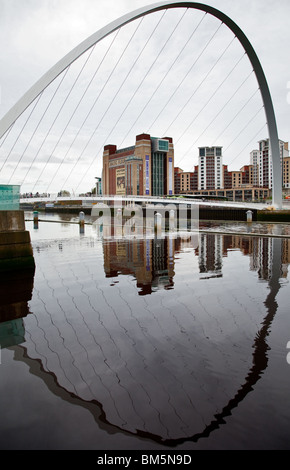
[102,133,174,197]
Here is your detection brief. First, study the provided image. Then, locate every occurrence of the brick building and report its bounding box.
[102,133,174,197]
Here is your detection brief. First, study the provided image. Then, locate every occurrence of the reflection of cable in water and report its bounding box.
[42,261,95,397]
[27,265,82,395]
[11,265,279,449]
[114,279,171,435]
[66,256,128,425]
[42,244,131,426]
[67,240,166,430]
[118,275,190,436]
[65,254,145,429]
[157,293,202,435]
[19,236,282,447]
[26,290,77,393]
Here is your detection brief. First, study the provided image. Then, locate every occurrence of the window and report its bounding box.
[206,148,214,156]
[158,140,169,152]
[152,152,165,196]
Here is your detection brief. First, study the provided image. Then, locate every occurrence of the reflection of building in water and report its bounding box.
[229,235,290,281]
[281,238,290,278]
[0,268,35,348]
[230,236,252,255]
[257,237,273,280]
[103,237,177,295]
[234,236,273,281]
[231,236,286,281]
[229,236,261,274]
[248,237,260,272]
[196,233,223,279]
[196,233,290,282]
[222,235,234,255]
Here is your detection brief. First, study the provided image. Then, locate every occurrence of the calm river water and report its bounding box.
[1,212,290,450]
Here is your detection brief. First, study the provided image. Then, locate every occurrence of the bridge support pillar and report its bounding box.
[0,210,35,327]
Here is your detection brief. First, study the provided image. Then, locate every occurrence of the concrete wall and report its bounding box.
[0,210,25,231]
[0,210,35,272]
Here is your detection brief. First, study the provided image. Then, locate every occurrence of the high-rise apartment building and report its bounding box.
[283,156,290,189]
[258,138,288,189]
[250,149,259,186]
[198,146,223,190]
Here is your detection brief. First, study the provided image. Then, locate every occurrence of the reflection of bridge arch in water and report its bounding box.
[9,236,283,447]
[0,2,282,207]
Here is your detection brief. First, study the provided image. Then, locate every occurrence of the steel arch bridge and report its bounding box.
[0,1,282,207]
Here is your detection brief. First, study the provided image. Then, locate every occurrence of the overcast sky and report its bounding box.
[0,0,289,194]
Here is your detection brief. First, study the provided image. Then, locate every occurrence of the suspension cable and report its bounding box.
[46,19,144,192]
[72,8,189,189]
[176,57,252,167]
[188,66,252,147]
[115,8,189,138]
[175,35,237,146]
[22,66,72,188]
[146,12,207,132]
[55,17,145,189]
[30,43,105,192]
[162,21,224,135]
[85,9,168,155]
[0,123,14,149]
[118,9,189,147]
[0,93,42,174]
[35,33,120,193]
[69,12,174,193]
[227,122,267,166]
[10,44,96,185]
[223,106,264,152]
[213,88,260,144]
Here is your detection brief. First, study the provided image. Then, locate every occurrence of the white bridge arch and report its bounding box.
[0,1,282,207]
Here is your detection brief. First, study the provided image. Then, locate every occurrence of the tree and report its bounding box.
[58,190,71,197]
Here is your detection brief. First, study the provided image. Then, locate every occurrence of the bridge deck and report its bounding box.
[20,195,273,211]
